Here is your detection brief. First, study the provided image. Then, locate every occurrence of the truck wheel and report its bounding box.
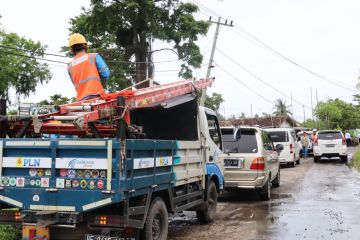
[314,156,319,163]
[341,156,348,163]
[196,180,217,224]
[259,178,271,201]
[143,197,168,240]
[271,170,280,188]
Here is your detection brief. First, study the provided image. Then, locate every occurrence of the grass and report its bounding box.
[352,148,360,170]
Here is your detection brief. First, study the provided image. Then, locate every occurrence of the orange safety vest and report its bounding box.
[68,53,104,101]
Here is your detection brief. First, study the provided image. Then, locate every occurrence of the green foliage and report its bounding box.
[273,98,291,116]
[315,98,360,131]
[0,30,52,101]
[68,0,209,89]
[0,225,21,240]
[7,109,18,115]
[205,92,224,113]
[39,94,71,106]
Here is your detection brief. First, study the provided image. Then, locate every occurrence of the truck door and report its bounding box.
[203,111,224,171]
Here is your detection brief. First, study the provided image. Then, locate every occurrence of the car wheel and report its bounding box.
[259,178,271,201]
[271,170,280,188]
[341,156,348,163]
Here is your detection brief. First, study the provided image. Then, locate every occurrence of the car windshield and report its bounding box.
[267,131,289,142]
[222,128,258,153]
[317,131,342,140]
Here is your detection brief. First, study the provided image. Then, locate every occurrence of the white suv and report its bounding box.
[221,126,283,201]
[265,128,301,167]
[313,130,347,163]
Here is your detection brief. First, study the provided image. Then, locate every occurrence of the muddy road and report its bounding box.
[168,147,359,240]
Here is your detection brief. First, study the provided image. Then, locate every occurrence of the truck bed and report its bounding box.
[0,138,204,213]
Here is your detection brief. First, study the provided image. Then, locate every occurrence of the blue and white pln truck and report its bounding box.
[0,95,224,240]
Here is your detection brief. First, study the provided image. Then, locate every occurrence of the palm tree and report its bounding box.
[273,98,291,116]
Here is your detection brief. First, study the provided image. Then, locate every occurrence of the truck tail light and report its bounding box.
[290,144,293,154]
[250,157,265,170]
[95,215,121,226]
[342,137,346,145]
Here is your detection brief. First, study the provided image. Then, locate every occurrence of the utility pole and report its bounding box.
[310,87,314,121]
[291,92,294,127]
[251,104,253,126]
[200,17,233,106]
[303,105,306,124]
[316,90,319,129]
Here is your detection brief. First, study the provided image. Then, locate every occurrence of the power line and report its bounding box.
[191,0,356,92]
[0,49,69,65]
[216,47,313,110]
[214,62,304,120]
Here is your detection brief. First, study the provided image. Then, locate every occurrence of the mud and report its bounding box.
[168,147,360,240]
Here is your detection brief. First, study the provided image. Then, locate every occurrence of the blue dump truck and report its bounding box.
[0,95,224,240]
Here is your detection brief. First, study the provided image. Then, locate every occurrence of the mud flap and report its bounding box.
[22,225,50,240]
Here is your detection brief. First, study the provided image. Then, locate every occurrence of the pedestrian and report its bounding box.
[345,131,351,147]
[311,129,317,143]
[301,131,310,158]
[67,33,110,101]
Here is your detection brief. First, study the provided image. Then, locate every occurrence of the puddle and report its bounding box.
[270,193,292,199]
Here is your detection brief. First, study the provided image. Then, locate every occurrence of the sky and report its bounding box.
[0,0,360,121]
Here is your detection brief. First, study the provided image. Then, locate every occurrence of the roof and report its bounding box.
[220,115,298,128]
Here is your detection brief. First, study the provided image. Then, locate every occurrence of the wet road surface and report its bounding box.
[168,147,359,240]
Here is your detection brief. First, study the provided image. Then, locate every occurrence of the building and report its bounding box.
[220,115,298,128]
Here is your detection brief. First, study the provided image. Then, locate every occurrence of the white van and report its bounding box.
[265,128,300,167]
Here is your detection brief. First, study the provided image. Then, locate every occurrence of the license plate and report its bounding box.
[85,235,122,240]
[325,144,335,148]
[224,159,244,168]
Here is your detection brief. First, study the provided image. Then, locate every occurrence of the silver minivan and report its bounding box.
[221,126,282,200]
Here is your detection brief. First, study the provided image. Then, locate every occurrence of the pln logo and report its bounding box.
[16,157,40,168]
[159,157,169,166]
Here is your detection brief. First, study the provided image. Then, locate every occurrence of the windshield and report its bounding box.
[267,131,289,142]
[222,128,258,153]
[317,131,342,140]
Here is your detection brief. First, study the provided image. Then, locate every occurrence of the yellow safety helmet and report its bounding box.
[68,33,87,47]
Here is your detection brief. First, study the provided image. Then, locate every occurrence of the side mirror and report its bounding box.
[275,144,284,153]
[234,128,241,141]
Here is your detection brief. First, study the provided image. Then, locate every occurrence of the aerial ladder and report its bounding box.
[0,78,214,139]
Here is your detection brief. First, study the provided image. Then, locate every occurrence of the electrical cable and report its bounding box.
[216,47,313,110]
[190,0,356,92]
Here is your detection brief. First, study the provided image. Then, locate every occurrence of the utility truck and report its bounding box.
[0,78,224,240]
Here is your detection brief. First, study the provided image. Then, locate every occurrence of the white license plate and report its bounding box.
[85,235,122,240]
[224,159,244,168]
[325,144,335,148]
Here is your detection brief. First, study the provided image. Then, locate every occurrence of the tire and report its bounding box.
[196,181,218,224]
[341,156,348,163]
[143,197,168,240]
[296,158,300,165]
[271,169,280,188]
[259,178,271,201]
[314,156,319,163]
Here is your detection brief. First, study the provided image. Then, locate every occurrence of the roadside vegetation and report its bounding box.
[0,225,21,240]
[352,148,360,171]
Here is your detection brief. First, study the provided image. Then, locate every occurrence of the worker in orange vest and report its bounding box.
[67,33,110,101]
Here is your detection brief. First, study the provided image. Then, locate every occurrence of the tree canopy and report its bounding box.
[314,98,360,131]
[273,98,291,116]
[68,0,209,91]
[205,92,224,113]
[0,23,51,101]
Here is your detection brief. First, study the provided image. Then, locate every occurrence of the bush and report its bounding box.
[0,225,21,240]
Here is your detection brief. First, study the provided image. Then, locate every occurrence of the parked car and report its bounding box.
[297,131,313,157]
[221,126,283,201]
[313,130,347,163]
[265,128,301,167]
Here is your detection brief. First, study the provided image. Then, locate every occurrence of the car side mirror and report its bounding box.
[275,144,284,153]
